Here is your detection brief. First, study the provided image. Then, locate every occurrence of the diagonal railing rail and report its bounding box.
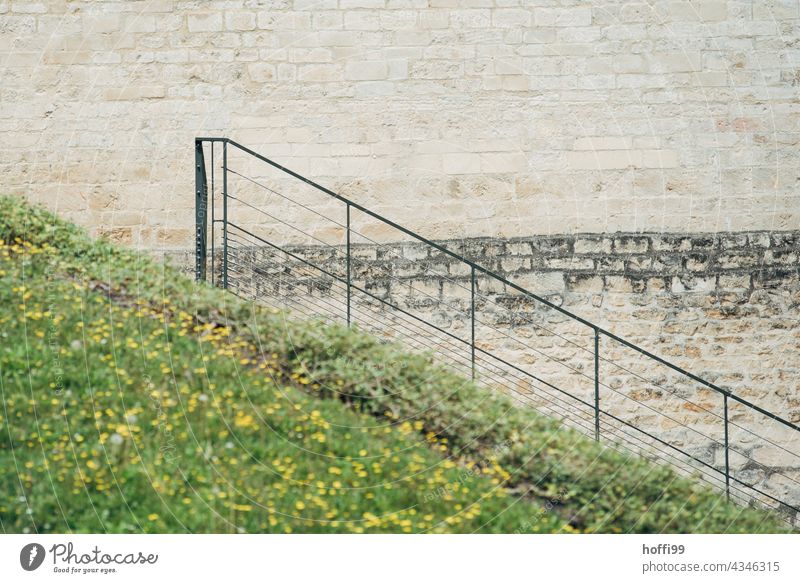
[194,137,800,526]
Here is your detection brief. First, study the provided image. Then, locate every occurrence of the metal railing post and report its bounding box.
[594,328,600,442]
[724,393,730,501]
[210,142,215,286]
[222,140,228,290]
[346,203,351,327]
[194,140,208,282]
[471,266,476,380]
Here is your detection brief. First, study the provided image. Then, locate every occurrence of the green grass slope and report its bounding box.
[0,196,788,533]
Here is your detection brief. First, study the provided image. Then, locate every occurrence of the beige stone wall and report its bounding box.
[3,1,800,248]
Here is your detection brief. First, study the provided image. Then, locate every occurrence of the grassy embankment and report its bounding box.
[0,196,787,533]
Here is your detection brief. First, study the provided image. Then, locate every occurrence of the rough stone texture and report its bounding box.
[3,1,800,247]
[165,229,800,520]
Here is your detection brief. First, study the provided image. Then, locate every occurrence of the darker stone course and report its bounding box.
[169,229,800,300]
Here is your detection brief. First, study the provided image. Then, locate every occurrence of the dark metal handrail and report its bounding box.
[194,137,800,521]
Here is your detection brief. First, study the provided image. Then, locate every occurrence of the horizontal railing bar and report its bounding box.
[600,409,800,514]
[249,277,478,384]
[221,140,609,325]
[230,263,599,430]
[600,410,725,475]
[227,223,468,345]
[221,141,599,321]
[201,136,800,520]
[227,235,756,443]
[497,354,776,494]
[266,282,602,439]
[252,274,774,513]
[201,137,800,434]
[230,225,599,415]
[725,393,799,432]
[237,235,800,459]
[232,232,620,447]
[582,427,776,521]
[227,166,597,361]
[225,236,800,522]
[727,477,800,515]
[475,347,594,410]
[229,223,598,413]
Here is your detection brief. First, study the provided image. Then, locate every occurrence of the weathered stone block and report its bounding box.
[641,149,679,168]
[567,150,642,170]
[669,0,728,21]
[514,271,564,294]
[226,12,256,31]
[492,9,532,28]
[443,153,482,174]
[614,236,649,254]
[573,136,632,150]
[506,241,532,256]
[500,256,529,272]
[344,60,388,81]
[532,237,572,255]
[188,12,222,32]
[650,51,702,73]
[718,274,751,291]
[534,7,592,26]
[297,64,340,82]
[684,254,710,272]
[605,275,634,293]
[156,228,191,247]
[248,63,276,82]
[626,255,653,271]
[543,257,594,270]
[574,236,612,254]
[566,274,604,293]
[96,227,133,245]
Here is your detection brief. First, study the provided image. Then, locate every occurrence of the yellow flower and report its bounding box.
[147,514,159,521]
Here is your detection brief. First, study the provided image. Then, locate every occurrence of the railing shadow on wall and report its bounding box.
[195,137,800,527]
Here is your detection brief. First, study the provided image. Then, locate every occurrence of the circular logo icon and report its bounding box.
[20,543,46,571]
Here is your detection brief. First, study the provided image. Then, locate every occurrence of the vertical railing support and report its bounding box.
[222,140,228,290]
[471,266,476,380]
[724,393,730,501]
[194,140,208,282]
[210,142,215,287]
[594,328,600,442]
[346,203,351,327]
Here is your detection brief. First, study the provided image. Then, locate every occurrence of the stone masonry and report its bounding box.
[2,1,800,245]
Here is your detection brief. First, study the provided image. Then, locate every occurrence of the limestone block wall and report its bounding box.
[2,0,800,247]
